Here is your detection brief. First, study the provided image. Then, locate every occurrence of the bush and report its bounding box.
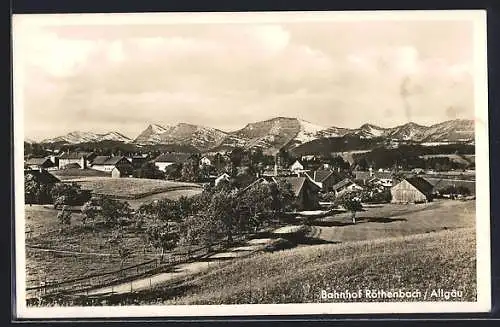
[264,238,294,252]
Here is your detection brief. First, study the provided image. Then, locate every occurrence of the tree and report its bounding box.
[206,189,237,244]
[336,192,363,224]
[100,197,132,226]
[145,222,180,262]
[164,163,182,180]
[134,162,164,179]
[81,198,100,228]
[50,182,89,207]
[118,244,132,269]
[181,157,201,182]
[57,205,72,233]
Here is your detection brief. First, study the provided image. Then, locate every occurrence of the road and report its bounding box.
[77,242,266,297]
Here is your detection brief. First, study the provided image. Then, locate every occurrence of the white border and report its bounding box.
[13,10,490,319]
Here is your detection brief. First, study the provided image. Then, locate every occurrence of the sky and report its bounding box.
[14,13,477,141]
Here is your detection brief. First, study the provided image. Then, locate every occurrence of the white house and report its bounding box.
[215,173,231,187]
[331,178,364,196]
[154,153,191,172]
[90,156,133,172]
[289,160,304,173]
[200,156,212,166]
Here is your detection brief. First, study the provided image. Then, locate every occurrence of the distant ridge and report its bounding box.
[38,118,474,153]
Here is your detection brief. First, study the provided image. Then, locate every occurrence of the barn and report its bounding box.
[111,165,133,178]
[390,177,434,204]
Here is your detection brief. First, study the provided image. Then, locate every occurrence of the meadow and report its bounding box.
[114,228,477,304]
[62,177,201,199]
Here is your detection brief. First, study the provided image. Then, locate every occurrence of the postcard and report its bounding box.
[12,10,490,318]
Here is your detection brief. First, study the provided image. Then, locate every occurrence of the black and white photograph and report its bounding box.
[13,10,490,318]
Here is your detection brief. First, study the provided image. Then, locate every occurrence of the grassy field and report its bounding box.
[313,199,474,243]
[127,228,476,304]
[52,168,111,180]
[24,206,158,287]
[24,197,476,301]
[64,177,201,199]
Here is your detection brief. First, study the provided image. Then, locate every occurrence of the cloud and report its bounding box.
[17,20,475,140]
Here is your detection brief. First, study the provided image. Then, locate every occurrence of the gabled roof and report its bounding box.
[274,176,320,197]
[91,156,129,166]
[59,152,93,160]
[404,177,434,195]
[25,157,52,166]
[91,156,111,165]
[154,153,192,164]
[112,165,133,174]
[105,156,128,165]
[312,169,335,183]
[25,169,60,184]
[331,178,359,192]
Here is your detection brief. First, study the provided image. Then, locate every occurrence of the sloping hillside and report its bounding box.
[110,228,475,305]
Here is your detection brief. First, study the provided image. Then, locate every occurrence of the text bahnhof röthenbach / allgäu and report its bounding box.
[320,289,464,301]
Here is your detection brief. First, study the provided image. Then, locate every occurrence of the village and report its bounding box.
[22,140,477,306]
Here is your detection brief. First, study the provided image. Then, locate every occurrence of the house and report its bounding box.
[200,156,212,166]
[274,176,321,210]
[289,160,304,173]
[238,176,321,210]
[214,173,230,186]
[306,169,342,192]
[90,156,133,172]
[154,153,192,172]
[111,165,133,178]
[25,157,54,170]
[58,152,95,170]
[390,177,434,204]
[354,170,393,186]
[24,169,60,184]
[331,178,364,196]
[126,155,149,169]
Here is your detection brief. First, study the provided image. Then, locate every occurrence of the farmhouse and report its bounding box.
[90,156,134,172]
[111,165,133,178]
[239,176,321,210]
[354,170,393,186]
[200,156,212,166]
[306,169,342,192]
[214,173,230,186]
[24,168,60,184]
[154,153,192,172]
[274,176,321,210]
[390,177,434,204]
[126,155,149,169]
[25,157,54,170]
[58,152,95,169]
[289,160,304,173]
[331,178,364,196]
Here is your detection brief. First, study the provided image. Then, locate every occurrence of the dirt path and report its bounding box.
[77,244,263,297]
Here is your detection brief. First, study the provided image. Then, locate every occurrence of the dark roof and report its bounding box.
[354,170,393,180]
[25,169,60,184]
[105,156,128,165]
[312,169,335,183]
[331,178,358,192]
[404,177,434,195]
[154,153,192,163]
[91,156,111,165]
[113,165,133,174]
[59,152,93,160]
[64,162,81,169]
[274,176,320,197]
[91,156,129,166]
[25,157,51,166]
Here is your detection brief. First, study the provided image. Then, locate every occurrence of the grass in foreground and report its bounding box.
[144,228,476,304]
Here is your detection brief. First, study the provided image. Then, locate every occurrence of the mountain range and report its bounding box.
[35,118,474,154]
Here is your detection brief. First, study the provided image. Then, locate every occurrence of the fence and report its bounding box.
[25,241,227,301]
